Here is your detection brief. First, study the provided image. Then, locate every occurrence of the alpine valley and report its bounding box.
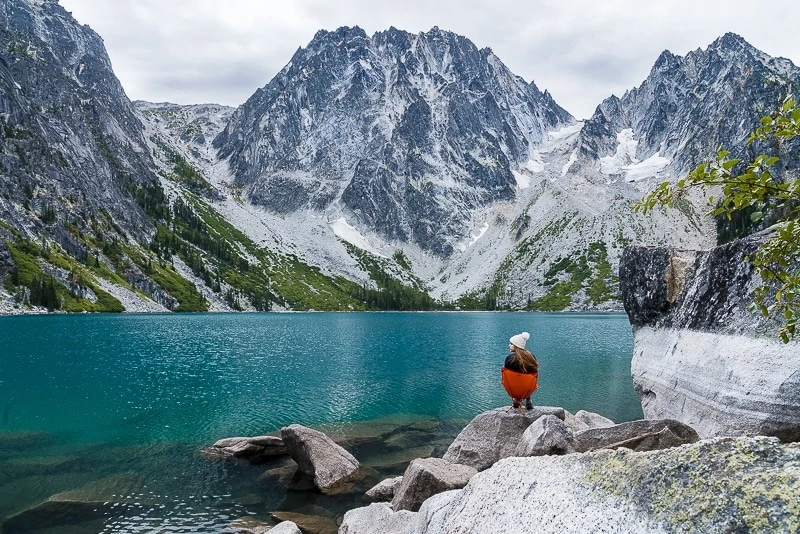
[1,0,798,313]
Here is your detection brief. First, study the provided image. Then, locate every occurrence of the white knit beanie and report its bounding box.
[509,332,530,349]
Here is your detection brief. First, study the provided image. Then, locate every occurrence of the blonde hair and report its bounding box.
[510,345,539,373]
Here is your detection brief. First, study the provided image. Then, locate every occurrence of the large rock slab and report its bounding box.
[1,473,146,533]
[574,410,615,429]
[391,458,477,512]
[342,437,800,533]
[442,407,565,471]
[574,419,699,453]
[621,237,800,441]
[515,415,576,456]
[202,435,287,461]
[280,424,360,494]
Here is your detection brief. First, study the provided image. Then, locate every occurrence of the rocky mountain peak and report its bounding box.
[707,32,754,56]
[577,33,800,176]
[214,26,573,256]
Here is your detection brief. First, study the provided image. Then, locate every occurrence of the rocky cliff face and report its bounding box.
[214,26,573,255]
[0,0,158,242]
[620,234,800,441]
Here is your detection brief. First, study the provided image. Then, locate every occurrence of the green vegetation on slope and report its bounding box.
[4,239,124,312]
[526,242,619,311]
[343,242,437,311]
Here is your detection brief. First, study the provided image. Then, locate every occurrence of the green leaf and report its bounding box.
[722,158,739,171]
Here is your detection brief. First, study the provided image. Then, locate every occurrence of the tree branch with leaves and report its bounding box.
[636,96,800,343]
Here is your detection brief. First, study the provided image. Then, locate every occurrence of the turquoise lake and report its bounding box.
[0,312,641,533]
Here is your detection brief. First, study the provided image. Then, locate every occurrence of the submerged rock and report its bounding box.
[225,515,275,533]
[268,511,338,534]
[620,235,800,441]
[340,437,800,533]
[391,458,477,512]
[202,435,287,461]
[280,424,360,494]
[442,407,564,471]
[1,473,146,533]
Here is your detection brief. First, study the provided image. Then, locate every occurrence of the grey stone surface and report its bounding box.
[442,407,565,471]
[364,476,403,502]
[267,521,302,534]
[563,410,591,433]
[280,424,360,494]
[342,437,800,534]
[574,410,615,429]
[621,234,800,441]
[391,458,477,512]
[515,415,576,456]
[0,0,159,243]
[574,419,699,453]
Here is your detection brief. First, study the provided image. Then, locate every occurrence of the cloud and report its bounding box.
[60,0,800,118]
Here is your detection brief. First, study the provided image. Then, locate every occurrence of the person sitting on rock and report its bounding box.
[502,332,539,413]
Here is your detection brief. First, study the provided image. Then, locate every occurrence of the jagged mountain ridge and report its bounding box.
[577,32,800,177]
[214,26,573,255]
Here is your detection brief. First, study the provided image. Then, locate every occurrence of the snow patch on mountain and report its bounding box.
[331,217,388,258]
[513,171,531,189]
[624,153,671,182]
[600,129,670,181]
[561,150,578,176]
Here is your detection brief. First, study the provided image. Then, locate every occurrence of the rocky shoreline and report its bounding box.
[196,406,798,533]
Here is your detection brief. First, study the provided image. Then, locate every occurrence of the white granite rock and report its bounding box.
[574,410,615,429]
[442,406,564,471]
[632,327,800,440]
[268,520,303,533]
[339,503,415,534]
[341,437,800,534]
[365,476,403,502]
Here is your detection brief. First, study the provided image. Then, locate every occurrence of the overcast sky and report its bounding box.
[58,0,799,119]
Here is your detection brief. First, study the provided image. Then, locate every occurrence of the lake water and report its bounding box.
[0,312,641,533]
